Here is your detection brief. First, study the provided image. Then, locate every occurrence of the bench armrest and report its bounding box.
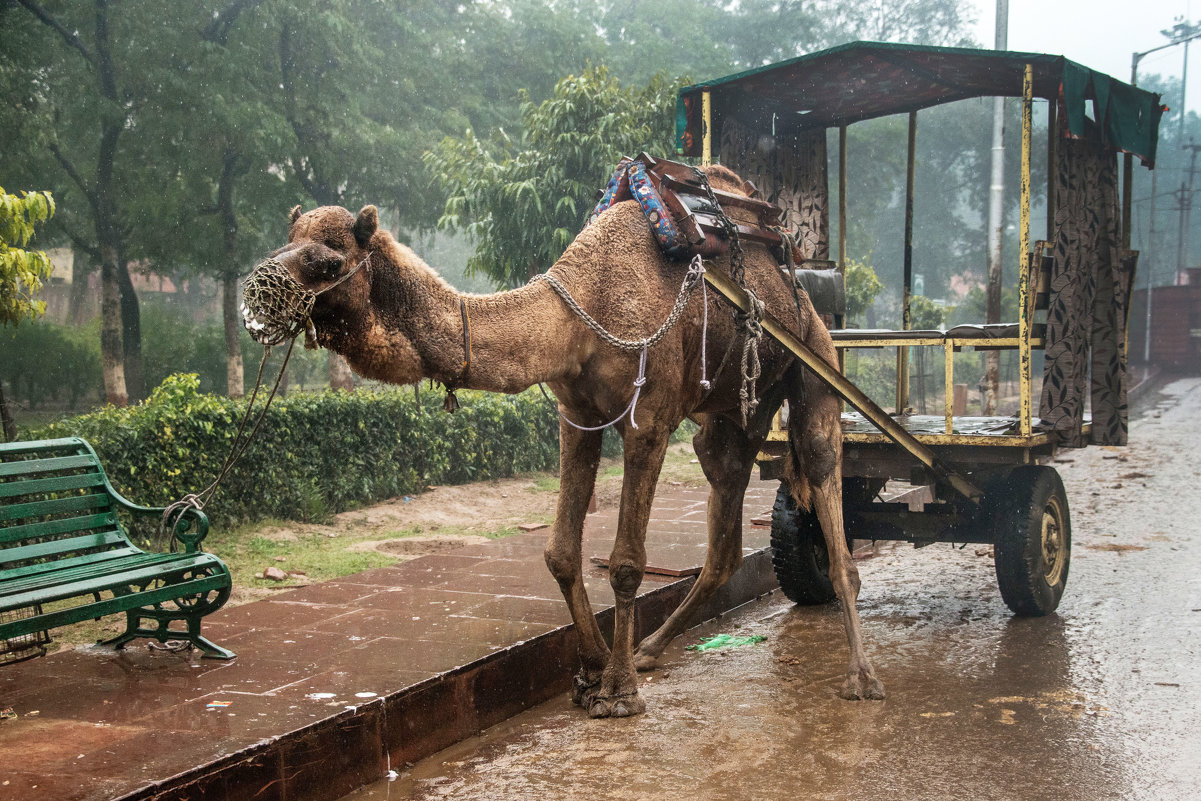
[108,491,212,553]
[163,506,211,553]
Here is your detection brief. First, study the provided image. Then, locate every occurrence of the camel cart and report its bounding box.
[674,42,1163,616]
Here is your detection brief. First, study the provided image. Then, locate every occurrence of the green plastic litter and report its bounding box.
[685,634,767,652]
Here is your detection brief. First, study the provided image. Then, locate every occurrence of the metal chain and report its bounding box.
[691,166,763,423]
[533,256,709,433]
[530,254,705,352]
[692,167,747,286]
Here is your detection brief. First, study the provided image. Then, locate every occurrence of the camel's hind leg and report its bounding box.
[589,425,670,718]
[633,413,760,670]
[543,422,610,707]
[787,368,885,700]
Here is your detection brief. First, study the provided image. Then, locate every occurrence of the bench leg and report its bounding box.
[100,609,236,660]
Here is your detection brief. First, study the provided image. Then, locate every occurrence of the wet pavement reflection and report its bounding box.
[345,378,1201,801]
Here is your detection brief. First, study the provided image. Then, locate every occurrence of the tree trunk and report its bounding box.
[223,270,245,397]
[117,259,144,402]
[983,352,999,416]
[216,151,246,398]
[328,352,354,391]
[68,247,97,325]
[100,249,128,406]
[0,376,16,442]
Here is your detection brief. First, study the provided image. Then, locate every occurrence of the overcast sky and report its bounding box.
[968,0,1199,112]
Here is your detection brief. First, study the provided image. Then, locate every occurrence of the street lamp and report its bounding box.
[1127,22,1201,363]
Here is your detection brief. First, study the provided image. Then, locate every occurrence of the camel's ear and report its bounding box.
[353,205,378,248]
[288,205,302,225]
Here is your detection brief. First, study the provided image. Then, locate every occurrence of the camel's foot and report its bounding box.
[571,670,603,708]
[838,667,886,701]
[588,691,646,719]
[633,643,661,672]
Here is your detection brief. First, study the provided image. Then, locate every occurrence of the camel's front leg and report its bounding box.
[590,427,670,718]
[634,414,758,670]
[543,422,610,707]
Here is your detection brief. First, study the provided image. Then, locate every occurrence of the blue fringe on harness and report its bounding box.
[586,158,690,257]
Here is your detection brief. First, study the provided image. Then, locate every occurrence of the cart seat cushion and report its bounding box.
[830,328,947,341]
[945,323,1020,339]
[789,268,845,317]
[830,323,1024,342]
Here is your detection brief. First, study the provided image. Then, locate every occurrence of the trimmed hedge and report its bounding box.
[29,374,561,536]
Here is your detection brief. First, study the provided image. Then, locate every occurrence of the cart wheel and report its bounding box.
[989,466,1071,617]
[770,484,837,605]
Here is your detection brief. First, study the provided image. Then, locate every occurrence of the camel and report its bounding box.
[243,164,884,716]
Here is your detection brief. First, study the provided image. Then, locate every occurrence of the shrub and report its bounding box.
[0,319,102,409]
[29,374,561,538]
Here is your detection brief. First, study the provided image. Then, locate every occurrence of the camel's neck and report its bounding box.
[321,238,578,394]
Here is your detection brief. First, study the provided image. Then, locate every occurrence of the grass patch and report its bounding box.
[207,528,397,587]
[481,526,521,540]
[658,443,706,485]
[531,476,561,493]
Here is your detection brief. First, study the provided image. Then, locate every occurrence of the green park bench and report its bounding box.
[0,437,234,664]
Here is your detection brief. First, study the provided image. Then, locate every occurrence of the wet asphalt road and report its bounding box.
[342,377,1201,801]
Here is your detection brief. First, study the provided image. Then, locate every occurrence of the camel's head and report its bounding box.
[242,204,378,345]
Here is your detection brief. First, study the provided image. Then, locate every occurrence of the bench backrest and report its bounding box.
[0,438,135,578]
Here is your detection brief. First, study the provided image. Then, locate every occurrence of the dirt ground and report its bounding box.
[251,440,705,559]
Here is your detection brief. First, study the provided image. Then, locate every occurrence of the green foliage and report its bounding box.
[427,65,683,288]
[28,374,561,537]
[0,319,101,409]
[135,304,333,397]
[844,256,883,326]
[0,188,55,327]
[948,285,1019,327]
[908,295,947,330]
[0,308,341,416]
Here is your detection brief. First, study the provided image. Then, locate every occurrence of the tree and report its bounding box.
[129,1,296,399]
[0,0,186,405]
[427,66,682,287]
[0,187,55,439]
[844,256,883,327]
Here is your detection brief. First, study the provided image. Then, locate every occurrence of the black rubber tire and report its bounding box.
[770,484,837,605]
[989,465,1071,617]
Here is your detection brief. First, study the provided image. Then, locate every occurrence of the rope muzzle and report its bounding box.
[241,251,371,347]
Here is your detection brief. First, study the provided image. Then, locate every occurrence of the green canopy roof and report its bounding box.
[676,41,1163,166]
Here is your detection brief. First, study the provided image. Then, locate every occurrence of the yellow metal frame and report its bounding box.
[762,64,1045,460]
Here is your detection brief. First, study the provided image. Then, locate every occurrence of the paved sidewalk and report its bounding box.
[0,481,779,801]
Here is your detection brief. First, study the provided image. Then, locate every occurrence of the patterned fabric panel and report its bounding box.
[584,158,688,257]
[1090,248,1137,445]
[627,161,688,256]
[719,117,829,260]
[586,159,632,227]
[1039,126,1129,446]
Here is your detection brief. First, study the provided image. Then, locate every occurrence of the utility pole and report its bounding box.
[983,0,1008,415]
